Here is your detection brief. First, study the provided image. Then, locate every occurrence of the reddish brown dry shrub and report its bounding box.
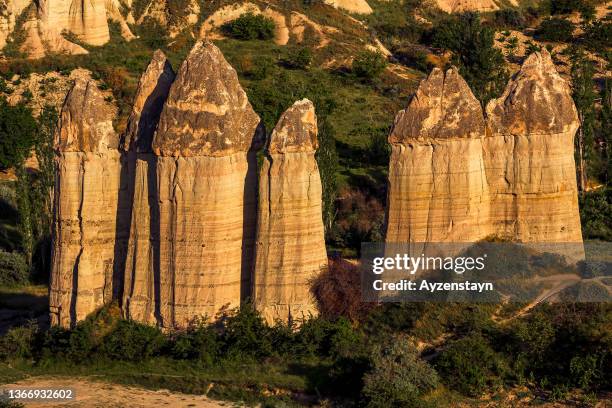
[311,257,374,322]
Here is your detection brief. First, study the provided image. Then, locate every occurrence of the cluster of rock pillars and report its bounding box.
[49,41,583,328]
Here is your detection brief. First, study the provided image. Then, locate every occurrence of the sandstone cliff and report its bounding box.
[434,0,515,13]
[1,0,135,58]
[50,78,120,328]
[386,50,583,254]
[152,41,263,327]
[386,67,491,244]
[253,99,327,325]
[484,51,583,244]
[121,50,175,324]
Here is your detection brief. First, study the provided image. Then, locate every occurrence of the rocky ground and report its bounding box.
[1,377,227,408]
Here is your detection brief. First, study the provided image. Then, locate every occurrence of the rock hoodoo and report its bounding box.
[50,44,582,329]
[386,50,583,250]
[152,41,263,327]
[253,99,327,325]
[121,50,175,325]
[50,78,120,328]
[484,51,583,244]
[386,67,491,244]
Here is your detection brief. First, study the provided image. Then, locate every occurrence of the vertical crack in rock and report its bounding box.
[152,41,263,328]
[121,50,176,325]
[50,78,119,327]
[253,99,327,325]
[484,50,583,253]
[385,67,490,245]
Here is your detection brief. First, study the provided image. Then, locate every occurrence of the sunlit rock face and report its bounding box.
[484,51,583,245]
[121,50,175,325]
[253,99,328,325]
[385,67,491,244]
[152,41,263,328]
[386,51,583,258]
[50,78,120,328]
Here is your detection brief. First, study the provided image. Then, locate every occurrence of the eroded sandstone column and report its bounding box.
[121,50,175,324]
[253,99,327,324]
[484,51,583,245]
[385,67,491,244]
[153,41,262,327]
[50,78,120,327]
[67,0,110,46]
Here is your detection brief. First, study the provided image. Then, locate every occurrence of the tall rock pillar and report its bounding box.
[484,51,583,245]
[122,50,175,324]
[253,99,327,325]
[152,41,262,328]
[385,68,491,244]
[50,79,120,327]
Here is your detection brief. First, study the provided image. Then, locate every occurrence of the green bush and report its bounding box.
[428,12,508,104]
[0,321,37,360]
[221,304,274,360]
[582,21,612,50]
[535,18,574,42]
[367,130,391,166]
[0,250,29,286]
[394,46,430,72]
[100,320,166,361]
[362,337,438,408]
[434,334,510,397]
[0,98,38,170]
[222,13,275,41]
[169,317,219,365]
[492,9,526,29]
[352,51,387,80]
[283,48,313,70]
[579,189,612,240]
[245,56,275,80]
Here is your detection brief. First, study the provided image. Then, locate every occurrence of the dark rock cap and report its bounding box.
[267,99,318,154]
[485,50,578,137]
[389,67,485,144]
[122,49,175,153]
[152,41,263,157]
[55,78,118,153]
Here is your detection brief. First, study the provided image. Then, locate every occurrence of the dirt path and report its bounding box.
[1,377,229,408]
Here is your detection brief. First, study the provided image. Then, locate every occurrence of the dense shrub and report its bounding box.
[283,47,313,70]
[311,257,373,322]
[0,321,37,360]
[99,320,166,361]
[362,337,438,408]
[0,98,38,170]
[505,304,611,392]
[38,324,96,362]
[428,12,507,104]
[222,13,275,41]
[579,189,612,240]
[0,250,29,286]
[492,9,526,29]
[169,317,220,364]
[331,188,385,252]
[241,55,275,80]
[434,334,510,397]
[221,304,274,360]
[352,51,387,80]
[394,45,431,72]
[581,21,612,50]
[535,18,574,42]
